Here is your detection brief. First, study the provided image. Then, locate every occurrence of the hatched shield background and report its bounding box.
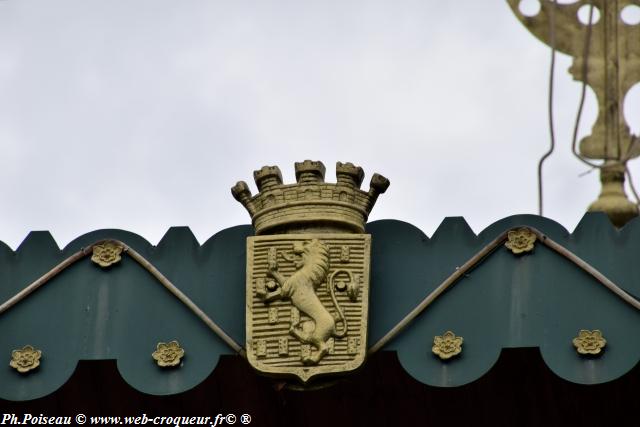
[246,233,370,383]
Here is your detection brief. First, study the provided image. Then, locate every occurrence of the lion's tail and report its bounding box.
[328,269,351,338]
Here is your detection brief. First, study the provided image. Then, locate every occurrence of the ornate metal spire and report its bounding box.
[507,0,640,226]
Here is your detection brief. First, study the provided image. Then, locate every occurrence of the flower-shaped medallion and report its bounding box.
[152,341,185,367]
[10,345,42,373]
[572,329,606,355]
[432,331,463,360]
[91,242,123,268]
[505,227,536,254]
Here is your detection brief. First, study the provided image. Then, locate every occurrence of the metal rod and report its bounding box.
[0,246,93,315]
[368,231,509,354]
[532,228,640,311]
[538,0,558,216]
[0,239,246,357]
[369,226,640,353]
[124,245,246,356]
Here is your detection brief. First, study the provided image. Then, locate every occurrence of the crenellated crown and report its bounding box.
[232,160,390,235]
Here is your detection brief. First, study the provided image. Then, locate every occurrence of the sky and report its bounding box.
[0,0,639,250]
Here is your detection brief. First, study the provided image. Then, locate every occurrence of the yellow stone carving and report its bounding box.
[505,227,537,254]
[10,345,42,373]
[573,329,606,355]
[232,160,389,235]
[152,341,185,367]
[247,234,370,381]
[432,331,463,360]
[234,160,389,383]
[91,242,124,267]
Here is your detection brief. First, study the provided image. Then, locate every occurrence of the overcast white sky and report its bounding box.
[0,0,638,249]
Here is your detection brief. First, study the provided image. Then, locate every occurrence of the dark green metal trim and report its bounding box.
[2,214,640,400]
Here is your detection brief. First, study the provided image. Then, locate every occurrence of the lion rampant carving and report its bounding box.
[267,239,347,365]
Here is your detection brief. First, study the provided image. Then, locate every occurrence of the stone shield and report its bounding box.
[246,233,370,383]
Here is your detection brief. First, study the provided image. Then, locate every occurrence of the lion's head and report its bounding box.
[292,239,330,286]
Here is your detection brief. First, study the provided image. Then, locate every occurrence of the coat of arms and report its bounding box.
[232,160,389,383]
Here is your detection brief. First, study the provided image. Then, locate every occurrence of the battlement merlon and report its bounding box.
[231,161,390,234]
[253,166,283,192]
[367,173,391,212]
[295,160,326,184]
[231,181,257,216]
[336,162,365,188]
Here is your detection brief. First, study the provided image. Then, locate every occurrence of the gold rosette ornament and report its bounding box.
[152,341,185,367]
[573,330,606,355]
[432,331,463,360]
[91,242,123,268]
[10,345,42,373]
[505,227,536,254]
